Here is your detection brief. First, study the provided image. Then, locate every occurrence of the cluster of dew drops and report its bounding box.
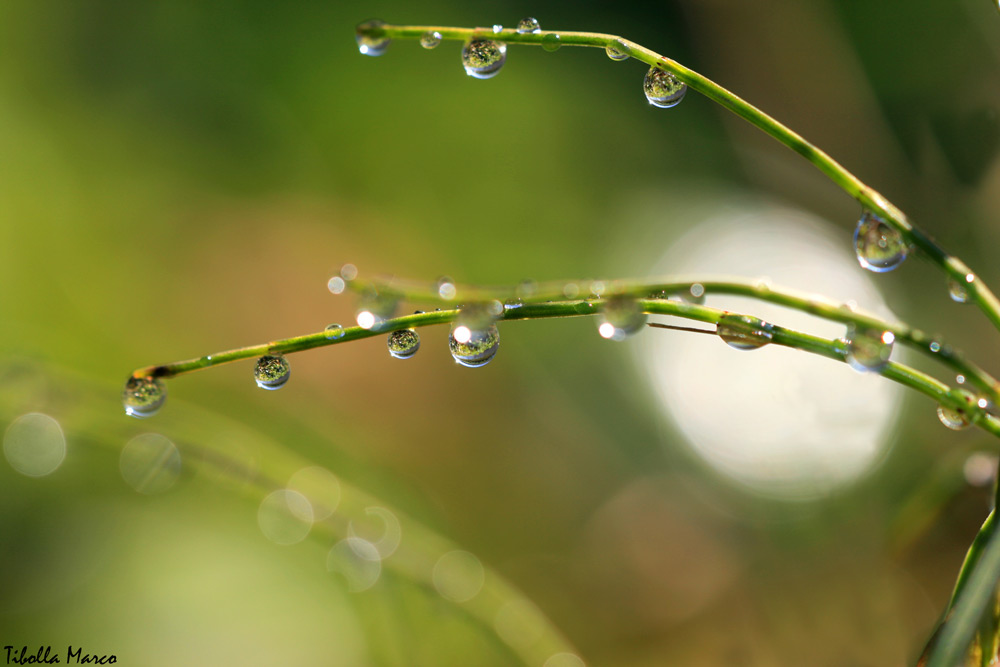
[120,20,986,434]
[354,17,687,108]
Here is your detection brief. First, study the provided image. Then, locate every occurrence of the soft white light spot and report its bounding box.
[287,467,341,521]
[4,413,66,477]
[432,550,485,603]
[327,537,381,592]
[964,452,998,487]
[966,273,976,283]
[882,331,895,345]
[340,263,358,280]
[258,489,313,545]
[347,506,401,559]
[438,282,457,300]
[120,433,181,494]
[453,325,472,344]
[979,398,991,410]
[598,322,616,339]
[327,276,346,294]
[356,311,376,330]
[638,204,902,499]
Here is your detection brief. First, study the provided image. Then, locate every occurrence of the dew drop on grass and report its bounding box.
[716,314,774,351]
[122,375,167,418]
[516,17,541,34]
[462,39,507,79]
[254,355,291,390]
[541,34,561,52]
[420,31,442,49]
[598,296,647,341]
[937,404,969,430]
[643,66,687,108]
[606,40,629,61]
[845,326,894,373]
[355,20,390,57]
[854,211,907,273]
[387,329,420,359]
[449,323,500,367]
[325,323,345,340]
[948,274,974,303]
[492,24,503,34]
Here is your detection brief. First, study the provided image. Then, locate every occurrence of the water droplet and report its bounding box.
[516,17,541,34]
[462,39,507,79]
[327,538,381,592]
[437,276,457,300]
[937,404,970,430]
[854,211,907,273]
[327,276,346,294]
[432,550,485,603]
[420,30,442,49]
[717,314,774,350]
[948,274,974,303]
[258,489,313,545]
[643,66,687,108]
[120,433,182,494]
[355,20,390,57]
[3,413,66,477]
[449,323,500,367]
[598,297,647,341]
[930,341,942,353]
[325,323,345,340]
[122,375,167,418]
[606,40,629,61]
[541,34,561,52]
[492,24,503,34]
[503,297,523,310]
[387,328,420,359]
[340,263,359,281]
[844,326,894,373]
[254,355,290,390]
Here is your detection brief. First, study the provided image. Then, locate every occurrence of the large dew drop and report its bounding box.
[254,355,291,390]
[449,323,500,367]
[643,66,687,108]
[462,39,507,79]
[845,326,894,373]
[598,297,647,341]
[948,274,974,304]
[355,20,390,57]
[716,314,774,351]
[516,17,541,34]
[122,376,167,418]
[387,329,420,359]
[854,211,907,273]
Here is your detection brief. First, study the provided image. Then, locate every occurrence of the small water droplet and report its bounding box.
[122,376,167,418]
[437,276,457,300]
[492,24,503,34]
[449,323,500,367]
[947,275,973,303]
[355,20,390,57]
[541,34,561,52]
[716,314,774,350]
[325,323,345,340]
[937,404,970,430]
[930,341,942,353]
[854,211,907,273]
[420,30,442,49]
[503,297,523,310]
[340,263,359,281]
[327,276,346,294]
[462,39,507,79]
[606,40,629,61]
[643,66,687,108]
[516,17,541,34]
[254,355,290,390]
[845,326,894,373]
[598,297,647,341]
[387,329,420,359]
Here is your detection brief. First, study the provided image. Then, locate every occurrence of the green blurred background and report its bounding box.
[3,1,1000,665]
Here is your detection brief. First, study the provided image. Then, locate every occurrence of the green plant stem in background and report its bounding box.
[356,22,1000,334]
[130,288,1000,439]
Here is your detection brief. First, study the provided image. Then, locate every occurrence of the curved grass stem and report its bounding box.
[356,21,1000,334]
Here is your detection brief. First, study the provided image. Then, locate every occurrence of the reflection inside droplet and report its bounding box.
[327,537,381,592]
[4,413,66,477]
[432,550,485,602]
[120,433,182,494]
[258,489,313,545]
